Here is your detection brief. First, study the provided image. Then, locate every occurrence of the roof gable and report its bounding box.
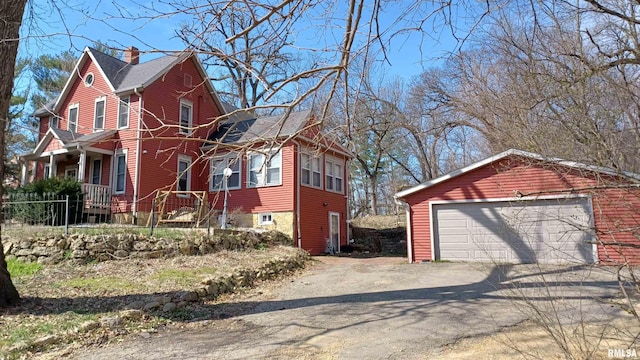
[35,47,226,118]
[25,128,116,158]
[395,149,640,199]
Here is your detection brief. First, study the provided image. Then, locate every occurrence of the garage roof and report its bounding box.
[395,149,640,199]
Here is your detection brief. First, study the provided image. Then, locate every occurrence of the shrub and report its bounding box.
[8,177,84,225]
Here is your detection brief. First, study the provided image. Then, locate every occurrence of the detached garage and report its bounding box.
[395,149,640,265]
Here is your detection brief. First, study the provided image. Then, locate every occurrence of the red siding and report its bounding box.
[298,146,349,255]
[137,56,222,203]
[207,142,349,255]
[210,144,295,213]
[403,157,640,264]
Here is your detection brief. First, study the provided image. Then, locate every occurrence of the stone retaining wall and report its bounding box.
[3,230,293,264]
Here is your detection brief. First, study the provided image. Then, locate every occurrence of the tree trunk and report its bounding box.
[369,176,378,216]
[0,0,27,307]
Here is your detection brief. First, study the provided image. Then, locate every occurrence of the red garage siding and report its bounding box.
[401,156,640,264]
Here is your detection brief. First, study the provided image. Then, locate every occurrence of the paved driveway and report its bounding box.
[72,257,623,359]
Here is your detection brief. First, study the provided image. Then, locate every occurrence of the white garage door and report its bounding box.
[432,198,595,264]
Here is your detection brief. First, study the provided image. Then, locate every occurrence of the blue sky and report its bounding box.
[18,0,464,80]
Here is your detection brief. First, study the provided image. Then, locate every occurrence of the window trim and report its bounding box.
[94,96,106,131]
[177,155,192,196]
[325,156,345,194]
[118,96,130,129]
[68,104,79,133]
[49,115,59,129]
[84,72,94,87]
[210,154,241,191]
[113,149,127,194]
[300,150,322,189]
[65,166,78,181]
[258,212,273,226]
[179,99,193,135]
[247,149,282,188]
[43,163,51,179]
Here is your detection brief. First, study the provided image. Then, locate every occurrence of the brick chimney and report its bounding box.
[124,46,140,65]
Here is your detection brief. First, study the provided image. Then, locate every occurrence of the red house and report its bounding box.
[20,46,349,255]
[395,149,640,265]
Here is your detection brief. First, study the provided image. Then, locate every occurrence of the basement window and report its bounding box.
[258,213,273,225]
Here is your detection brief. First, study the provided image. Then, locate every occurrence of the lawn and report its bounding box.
[0,245,308,358]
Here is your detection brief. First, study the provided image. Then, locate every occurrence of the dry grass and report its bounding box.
[431,318,640,360]
[350,214,406,229]
[0,246,306,358]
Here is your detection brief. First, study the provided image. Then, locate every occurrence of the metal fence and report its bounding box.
[1,192,217,235]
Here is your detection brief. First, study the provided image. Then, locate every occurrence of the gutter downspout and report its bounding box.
[292,139,302,249]
[132,88,143,221]
[395,197,413,263]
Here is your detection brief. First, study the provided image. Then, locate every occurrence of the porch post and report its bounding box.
[78,150,86,182]
[20,161,27,185]
[48,153,56,179]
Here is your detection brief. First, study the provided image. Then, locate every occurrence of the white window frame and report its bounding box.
[113,149,127,194]
[179,99,193,135]
[84,72,95,87]
[118,96,130,129]
[65,166,78,181]
[301,150,322,189]
[94,96,106,131]
[210,154,241,191]
[49,116,59,129]
[247,149,282,188]
[325,157,344,194]
[43,163,51,179]
[68,104,79,133]
[90,157,102,185]
[177,155,192,196]
[258,212,273,225]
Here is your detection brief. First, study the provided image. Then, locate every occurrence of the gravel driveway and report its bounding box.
[70,256,624,359]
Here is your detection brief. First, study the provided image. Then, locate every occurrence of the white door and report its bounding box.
[329,212,340,254]
[432,198,595,264]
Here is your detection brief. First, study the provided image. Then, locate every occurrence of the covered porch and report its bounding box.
[20,128,116,212]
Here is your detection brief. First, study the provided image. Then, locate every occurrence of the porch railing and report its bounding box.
[82,183,111,208]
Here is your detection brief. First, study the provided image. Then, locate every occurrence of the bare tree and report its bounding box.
[176,2,299,109]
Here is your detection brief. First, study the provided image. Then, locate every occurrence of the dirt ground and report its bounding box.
[60,256,636,360]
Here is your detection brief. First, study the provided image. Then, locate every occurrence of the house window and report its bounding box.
[177,155,192,194]
[118,97,130,129]
[301,151,322,188]
[179,99,192,135]
[258,213,273,225]
[84,73,94,86]
[248,149,281,187]
[326,158,344,193]
[44,164,50,179]
[210,154,241,191]
[91,158,102,185]
[114,151,127,194]
[94,97,105,131]
[68,104,78,133]
[65,167,77,180]
[49,116,59,129]
[184,74,193,88]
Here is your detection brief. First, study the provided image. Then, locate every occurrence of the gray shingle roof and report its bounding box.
[50,128,116,147]
[208,110,311,144]
[88,48,180,91]
[50,127,82,143]
[33,100,57,117]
